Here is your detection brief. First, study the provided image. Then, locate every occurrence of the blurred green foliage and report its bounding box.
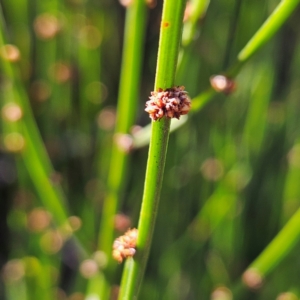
[1,0,300,299]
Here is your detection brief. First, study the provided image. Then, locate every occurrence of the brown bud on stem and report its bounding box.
[112,228,138,263]
[145,86,191,121]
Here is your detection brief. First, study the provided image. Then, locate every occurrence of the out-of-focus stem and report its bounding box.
[97,0,147,257]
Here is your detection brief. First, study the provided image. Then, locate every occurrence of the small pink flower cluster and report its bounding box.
[145,86,191,121]
[112,228,138,263]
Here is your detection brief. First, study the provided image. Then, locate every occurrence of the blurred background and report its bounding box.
[1,0,300,299]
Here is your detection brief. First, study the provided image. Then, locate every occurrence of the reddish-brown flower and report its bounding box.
[145,86,191,121]
[112,228,138,263]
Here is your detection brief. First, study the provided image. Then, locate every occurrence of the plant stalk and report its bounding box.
[97,0,147,257]
[118,0,187,298]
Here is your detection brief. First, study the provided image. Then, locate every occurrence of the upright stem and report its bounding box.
[118,0,187,299]
[98,0,147,257]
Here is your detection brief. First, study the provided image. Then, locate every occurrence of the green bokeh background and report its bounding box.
[1,0,300,299]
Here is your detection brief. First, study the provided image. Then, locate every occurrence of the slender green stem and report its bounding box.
[87,3,148,298]
[154,2,187,89]
[246,206,300,277]
[98,0,147,256]
[118,1,187,299]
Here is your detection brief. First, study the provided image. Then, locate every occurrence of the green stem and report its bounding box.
[97,0,147,256]
[246,206,300,278]
[118,0,187,299]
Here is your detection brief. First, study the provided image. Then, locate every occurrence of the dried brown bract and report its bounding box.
[145,86,191,121]
[112,228,138,263]
[210,75,236,94]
